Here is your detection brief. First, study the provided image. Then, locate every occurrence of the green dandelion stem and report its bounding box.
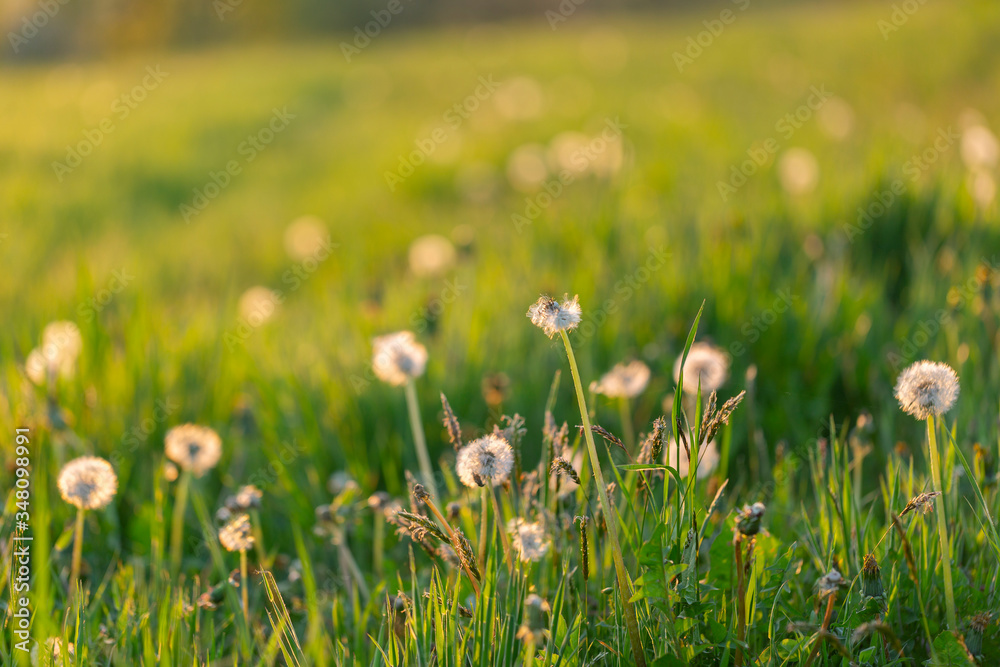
[405,378,439,505]
[560,330,647,667]
[170,469,192,577]
[240,548,249,623]
[70,507,85,599]
[479,485,489,570]
[926,414,956,629]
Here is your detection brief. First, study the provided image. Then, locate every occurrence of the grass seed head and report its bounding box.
[575,515,590,580]
[550,456,581,485]
[440,393,463,449]
[451,527,480,580]
[900,491,942,517]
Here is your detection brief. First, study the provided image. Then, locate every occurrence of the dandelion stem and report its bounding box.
[734,535,746,667]
[240,548,249,623]
[170,469,192,578]
[559,330,647,667]
[70,507,85,600]
[925,414,957,629]
[405,379,439,505]
[479,485,489,569]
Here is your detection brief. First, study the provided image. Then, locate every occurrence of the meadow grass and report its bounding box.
[3,0,1000,664]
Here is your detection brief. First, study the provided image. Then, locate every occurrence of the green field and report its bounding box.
[3,0,1000,664]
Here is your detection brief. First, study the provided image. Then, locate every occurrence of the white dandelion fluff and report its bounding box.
[456,434,515,488]
[592,360,650,399]
[527,294,582,338]
[238,286,281,326]
[508,518,550,563]
[673,342,729,395]
[961,125,999,171]
[665,438,720,480]
[372,331,428,386]
[165,424,223,478]
[26,321,83,385]
[58,457,118,510]
[284,215,328,261]
[219,513,255,552]
[408,234,456,278]
[778,147,819,195]
[894,360,960,420]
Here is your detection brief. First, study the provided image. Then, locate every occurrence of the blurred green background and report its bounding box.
[3,0,1000,552]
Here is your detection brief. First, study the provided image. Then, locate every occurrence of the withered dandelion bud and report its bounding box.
[735,502,766,536]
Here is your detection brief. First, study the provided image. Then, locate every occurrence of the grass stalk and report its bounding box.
[618,396,635,453]
[559,330,647,667]
[925,414,957,629]
[489,486,514,572]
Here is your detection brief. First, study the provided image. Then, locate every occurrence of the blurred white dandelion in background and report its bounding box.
[238,286,281,326]
[674,342,729,395]
[408,234,456,278]
[372,331,428,386]
[283,215,328,261]
[778,147,819,195]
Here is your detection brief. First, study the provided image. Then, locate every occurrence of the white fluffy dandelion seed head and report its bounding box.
[234,484,263,510]
[961,124,999,171]
[58,457,118,510]
[284,215,328,261]
[508,518,550,563]
[372,331,428,386]
[527,294,582,338]
[456,434,514,488]
[674,342,729,395]
[26,321,83,385]
[238,286,281,326]
[219,513,255,552]
[665,438,720,480]
[592,360,651,398]
[894,360,960,420]
[408,234,456,278]
[165,424,223,478]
